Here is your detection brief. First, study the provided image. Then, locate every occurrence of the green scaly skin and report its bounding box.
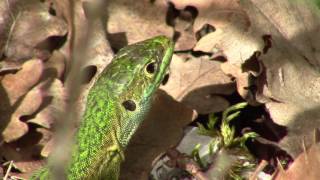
[31,36,174,180]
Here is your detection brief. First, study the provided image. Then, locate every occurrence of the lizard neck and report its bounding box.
[67,81,152,179]
[119,99,152,147]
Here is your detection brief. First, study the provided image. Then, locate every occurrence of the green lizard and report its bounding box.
[31,36,174,180]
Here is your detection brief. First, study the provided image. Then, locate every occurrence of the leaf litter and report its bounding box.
[1,0,320,179]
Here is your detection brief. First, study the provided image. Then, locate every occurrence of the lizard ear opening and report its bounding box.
[122,100,136,111]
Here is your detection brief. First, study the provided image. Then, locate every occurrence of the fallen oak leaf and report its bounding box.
[161,54,235,114]
[274,142,320,180]
[42,50,66,81]
[220,62,261,105]
[166,2,198,51]
[0,147,44,175]
[1,59,43,105]
[170,0,247,51]
[0,59,43,141]
[3,0,67,61]
[2,80,47,142]
[27,79,65,129]
[1,62,64,142]
[0,126,47,174]
[240,0,320,157]
[194,28,264,66]
[0,0,20,58]
[187,0,264,106]
[107,0,173,50]
[37,127,53,158]
[185,0,320,157]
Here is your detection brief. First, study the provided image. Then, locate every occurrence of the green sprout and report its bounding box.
[191,102,259,179]
[191,144,206,169]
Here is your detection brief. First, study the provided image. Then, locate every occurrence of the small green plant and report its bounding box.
[192,102,259,179]
[191,143,206,169]
[197,102,258,148]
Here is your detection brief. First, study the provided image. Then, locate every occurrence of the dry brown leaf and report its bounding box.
[221,62,260,105]
[43,50,66,80]
[36,127,54,158]
[54,0,113,87]
[27,79,65,129]
[194,24,263,66]
[41,136,54,158]
[171,0,249,52]
[170,0,240,14]
[186,0,263,67]
[265,102,320,157]
[181,0,264,107]
[0,59,43,141]
[165,2,197,51]
[120,90,196,180]
[240,0,320,157]
[10,51,66,131]
[173,20,197,51]
[107,0,173,49]
[2,81,45,142]
[161,54,235,114]
[0,127,47,174]
[1,57,65,142]
[81,1,114,76]
[2,0,67,61]
[0,0,18,57]
[1,59,43,104]
[274,143,320,180]
[182,0,320,157]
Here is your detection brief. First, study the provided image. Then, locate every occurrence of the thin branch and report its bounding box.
[3,160,13,180]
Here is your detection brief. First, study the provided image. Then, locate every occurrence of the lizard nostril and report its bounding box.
[162,74,170,85]
[122,100,136,111]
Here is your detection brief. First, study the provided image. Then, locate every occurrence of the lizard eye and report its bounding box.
[122,100,136,111]
[145,62,157,75]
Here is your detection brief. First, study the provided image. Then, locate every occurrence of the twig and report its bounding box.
[4,160,13,180]
[249,159,268,180]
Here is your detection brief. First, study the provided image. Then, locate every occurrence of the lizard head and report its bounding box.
[101,36,174,145]
[105,35,174,110]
